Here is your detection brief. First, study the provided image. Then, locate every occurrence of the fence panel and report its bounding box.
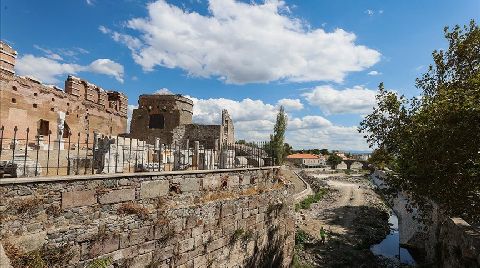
[0,125,274,178]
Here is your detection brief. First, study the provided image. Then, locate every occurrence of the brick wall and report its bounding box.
[0,167,295,267]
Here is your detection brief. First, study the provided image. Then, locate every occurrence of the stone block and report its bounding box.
[207,237,225,253]
[178,238,195,253]
[140,180,169,199]
[98,188,135,204]
[203,176,220,190]
[120,226,154,248]
[138,241,156,254]
[130,252,153,268]
[221,203,235,217]
[62,190,96,209]
[89,235,120,257]
[181,177,200,192]
[193,255,207,268]
[153,245,174,262]
[10,231,47,252]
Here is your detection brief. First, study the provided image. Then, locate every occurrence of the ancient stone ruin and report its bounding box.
[129,94,235,147]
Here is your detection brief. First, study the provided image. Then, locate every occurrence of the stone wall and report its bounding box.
[0,41,128,141]
[0,167,294,267]
[373,171,480,267]
[130,94,194,144]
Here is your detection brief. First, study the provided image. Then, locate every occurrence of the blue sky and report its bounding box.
[2,0,478,151]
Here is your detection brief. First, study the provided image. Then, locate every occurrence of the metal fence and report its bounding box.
[0,126,274,178]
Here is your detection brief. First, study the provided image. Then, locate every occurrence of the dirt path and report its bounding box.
[295,172,391,267]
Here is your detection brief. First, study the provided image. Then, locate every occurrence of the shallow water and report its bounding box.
[371,213,416,265]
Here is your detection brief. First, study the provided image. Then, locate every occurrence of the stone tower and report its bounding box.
[129,94,194,144]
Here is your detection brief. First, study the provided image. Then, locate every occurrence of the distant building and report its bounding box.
[286,153,325,168]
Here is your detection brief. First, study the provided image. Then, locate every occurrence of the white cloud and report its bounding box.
[365,9,374,16]
[154,88,173,95]
[378,10,384,14]
[124,94,368,150]
[88,59,124,83]
[277,98,303,111]
[186,96,368,150]
[367,70,381,76]
[103,0,380,84]
[16,55,84,84]
[127,104,138,131]
[86,0,94,6]
[303,85,376,115]
[15,54,125,84]
[33,45,63,61]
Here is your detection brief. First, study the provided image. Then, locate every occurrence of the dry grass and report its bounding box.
[3,241,73,268]
[117,202,149,219]
[12,196,43,215]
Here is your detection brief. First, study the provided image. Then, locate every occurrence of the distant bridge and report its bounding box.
[339,159,369,170]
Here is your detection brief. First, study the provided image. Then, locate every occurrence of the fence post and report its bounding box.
[35,132,40,176]
[0,126,4,161]
[46,130,51,175]
[67,131,71,175]
[194,141,199,170]
[92,132,98,174]
[23,127,29,176]
[11,126,18,166]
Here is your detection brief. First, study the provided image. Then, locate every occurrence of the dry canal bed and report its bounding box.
[293,171,411,267]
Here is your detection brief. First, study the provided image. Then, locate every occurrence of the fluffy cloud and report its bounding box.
[367,70,381,76]
[89,59,124,83]
[189,97,278,124]
[277,98,303,111]
[124,94,368,150]
[154,88,173,95]
[16,55,84,84]
[303,85,376,115]
[126,104,138,131]
[103,0,380,84]
[188,96,367,150]
[15,54,124,84]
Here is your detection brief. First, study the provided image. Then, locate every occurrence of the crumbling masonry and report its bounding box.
[129,94,235,148]
[0,41,128,141]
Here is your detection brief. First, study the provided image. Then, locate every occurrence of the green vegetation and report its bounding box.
[296,188,328,211]
[292,148,329,156]
[86,257,113,268]
[4,243,73,268]
[230,228,254,245]
[291,253,314,268]
[270,106,287,165]
[326,154,342,169]
[359,20,480,222]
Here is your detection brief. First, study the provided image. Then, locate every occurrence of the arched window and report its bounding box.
[149,114,165,129]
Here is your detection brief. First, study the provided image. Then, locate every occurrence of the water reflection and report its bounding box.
[371,212,416,265]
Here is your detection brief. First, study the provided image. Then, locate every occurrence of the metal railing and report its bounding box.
[0,125,275,178]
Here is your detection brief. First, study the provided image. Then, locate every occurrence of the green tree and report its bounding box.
[368,147,395,170]
[283,143,293,158]
[319,149,329,156]
[271,106,287,165]
[326,154,343,169]
[359,20,480,222]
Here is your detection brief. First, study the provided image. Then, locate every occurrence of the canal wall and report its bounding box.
[373,170,480,267]
[0,167,295,267]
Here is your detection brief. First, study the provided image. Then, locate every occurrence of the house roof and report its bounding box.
[286,153,320,159]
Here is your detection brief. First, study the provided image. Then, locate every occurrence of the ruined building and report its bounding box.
[0,41,128,140]
[129,94,234,147]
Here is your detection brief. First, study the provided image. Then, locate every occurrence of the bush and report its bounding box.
[296,189,327,210]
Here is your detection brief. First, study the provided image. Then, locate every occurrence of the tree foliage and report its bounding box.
[326,154,343,169]
[359,20,480,222]
[271,106,287,165]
